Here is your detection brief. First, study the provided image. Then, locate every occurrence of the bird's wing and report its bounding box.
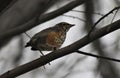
[31,29,52,44]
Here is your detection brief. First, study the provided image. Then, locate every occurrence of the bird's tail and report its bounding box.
[25,42,31,47]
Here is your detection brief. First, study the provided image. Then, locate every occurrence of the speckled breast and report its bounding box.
[46,30,66,49]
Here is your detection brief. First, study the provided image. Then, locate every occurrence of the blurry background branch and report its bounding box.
[0,0,15,13]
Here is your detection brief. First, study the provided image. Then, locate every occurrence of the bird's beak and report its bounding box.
[71,24,75,27]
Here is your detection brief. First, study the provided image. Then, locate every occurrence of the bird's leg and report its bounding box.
[38,49,44,56]
[38,49,51,65]
[38,50,46,68]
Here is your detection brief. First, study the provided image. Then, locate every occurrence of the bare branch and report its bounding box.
[76,50,120,62]
[62,14,86,22]
[71,10,104,16]
[88,6,120,35]
[111,9,119,23]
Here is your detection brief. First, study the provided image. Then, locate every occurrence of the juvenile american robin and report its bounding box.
[25,22,75,51]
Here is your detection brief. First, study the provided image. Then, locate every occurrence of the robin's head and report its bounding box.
[56,22,75,31]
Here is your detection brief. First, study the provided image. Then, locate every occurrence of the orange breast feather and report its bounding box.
[46,31,59,47]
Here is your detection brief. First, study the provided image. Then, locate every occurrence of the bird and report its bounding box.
[25,22,75,51]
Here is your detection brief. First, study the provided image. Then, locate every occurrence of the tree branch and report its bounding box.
[88,6,120,35]
[0,17,120,78]
[76,50,120,62]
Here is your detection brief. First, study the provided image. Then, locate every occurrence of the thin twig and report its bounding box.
[88,6,120,36]
[24,32,31,39]
[107,8,120,32]
[71,10,104,16]
[76,50,120,62]
[111,9,119,23]
[62,14,86,22]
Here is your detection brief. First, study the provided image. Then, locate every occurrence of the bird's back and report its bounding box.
[32,25,62,42]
